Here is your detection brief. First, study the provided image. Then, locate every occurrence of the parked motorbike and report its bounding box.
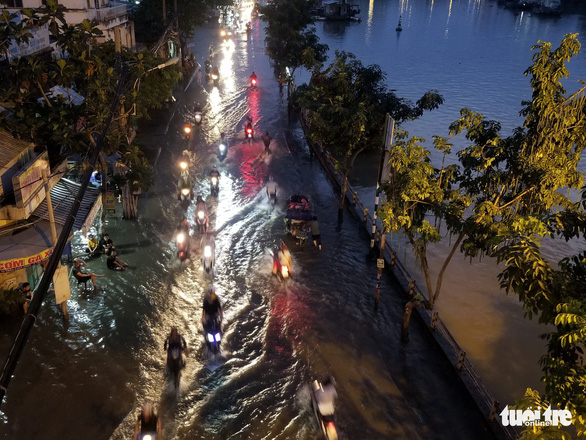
[203,316,222,354]
[310,379,339,440]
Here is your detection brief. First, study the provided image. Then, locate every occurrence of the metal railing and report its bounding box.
[298,110,517,440]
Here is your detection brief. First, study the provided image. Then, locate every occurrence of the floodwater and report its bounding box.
[0,3,497,440]
[306,0,586,407]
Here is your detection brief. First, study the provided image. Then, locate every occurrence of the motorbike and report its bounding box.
[268,191,277,207]
[211,69,219,86]
[210,175,219,196]
[218,140,227,161]
[202,243,214,275]
[137,431,158,440]
[204,60,212,79]
[310,380,339,440]
[203,316,222,354]
[167,347,184,393]
[179,187,192,211]
[183,123,192,142]
[245,124,254,142]
[196,208,207,233]
[194,111,203,125]
[273,251,291,281]
[176,231,190,261]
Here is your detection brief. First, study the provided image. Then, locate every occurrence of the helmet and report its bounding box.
[197,195,203,202]
[212,165,217,170]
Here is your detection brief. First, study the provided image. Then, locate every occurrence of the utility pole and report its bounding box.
[42,169,68,320]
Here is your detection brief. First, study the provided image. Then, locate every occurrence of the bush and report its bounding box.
[0,287,24,315]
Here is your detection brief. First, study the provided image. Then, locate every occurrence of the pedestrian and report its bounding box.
[106,247,128,271]
[73,258,104,288]
[19,282,32,313]
[99,233,114,256]
[85,233,100,256]
[311,216,322,250]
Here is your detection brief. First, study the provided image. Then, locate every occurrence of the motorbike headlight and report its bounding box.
[211,177,218,185]
[214,333,221,342]
[197,211,204,219]
[207,333,214,342]
[282,266,289,276]
[181,188,190,196]
[195,113,202,123]
[219,143,226,152]
[177,233,185,243]
[220,30,226,36]
[184,126,191,134]
[204,245,212,257]
[143,435,153,440]
[180,161,188,170]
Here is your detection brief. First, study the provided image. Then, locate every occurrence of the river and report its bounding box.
[304,0,586,408]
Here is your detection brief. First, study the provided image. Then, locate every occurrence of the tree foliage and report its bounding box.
[378,33,586,433]
[261,0,328,75]
[0,1,180,166]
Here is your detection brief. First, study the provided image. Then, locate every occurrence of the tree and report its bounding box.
[295,50,443,222]
[261,0,328,76]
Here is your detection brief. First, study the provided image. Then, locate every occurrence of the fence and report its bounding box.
[298,111,518,440]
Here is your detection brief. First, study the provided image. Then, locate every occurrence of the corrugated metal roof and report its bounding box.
[0,130,33,169]
[32,178,101,230]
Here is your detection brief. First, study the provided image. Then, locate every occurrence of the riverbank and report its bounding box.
[295,109,518,440]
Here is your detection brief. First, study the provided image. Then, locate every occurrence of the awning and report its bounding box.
[32,178,102,233]
[0,221,59,273]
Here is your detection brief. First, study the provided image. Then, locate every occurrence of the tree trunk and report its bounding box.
[401,299,430,343]
[121,184,139,219]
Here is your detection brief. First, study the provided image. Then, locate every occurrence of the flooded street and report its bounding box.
[0,6,494,440]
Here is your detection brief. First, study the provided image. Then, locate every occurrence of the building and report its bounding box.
[2,0,136,51]
[0,130,101,291]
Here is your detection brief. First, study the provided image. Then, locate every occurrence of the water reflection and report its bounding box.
[323,20,353,36]
[366,0,374,44]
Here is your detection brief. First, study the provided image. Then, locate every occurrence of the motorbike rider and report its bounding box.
[273,241,292,275]
[211,65,220,79]
[202,285,223,327]
[195,195,210,230]
[133,402,162,440]
[194,102,202,113]
[209,165,220,181]
[250,71,257,84]
[266,175,277,201]
[177,216,191,235]
[244,116,253,136]
[164,326,187,368]
[200,230,216,268]
[315,376,338,417]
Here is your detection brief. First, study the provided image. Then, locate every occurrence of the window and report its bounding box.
[3,0,24,7]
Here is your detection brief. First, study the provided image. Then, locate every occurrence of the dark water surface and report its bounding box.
[0,4,497,440]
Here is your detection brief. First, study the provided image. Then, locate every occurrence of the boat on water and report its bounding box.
[312,0,361,22]
[497,0,561,16]
[396,16,402,31]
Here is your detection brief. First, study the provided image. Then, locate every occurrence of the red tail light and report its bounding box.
[247,128,253,134]
[252,79,257,86]
[327,422,335,427]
